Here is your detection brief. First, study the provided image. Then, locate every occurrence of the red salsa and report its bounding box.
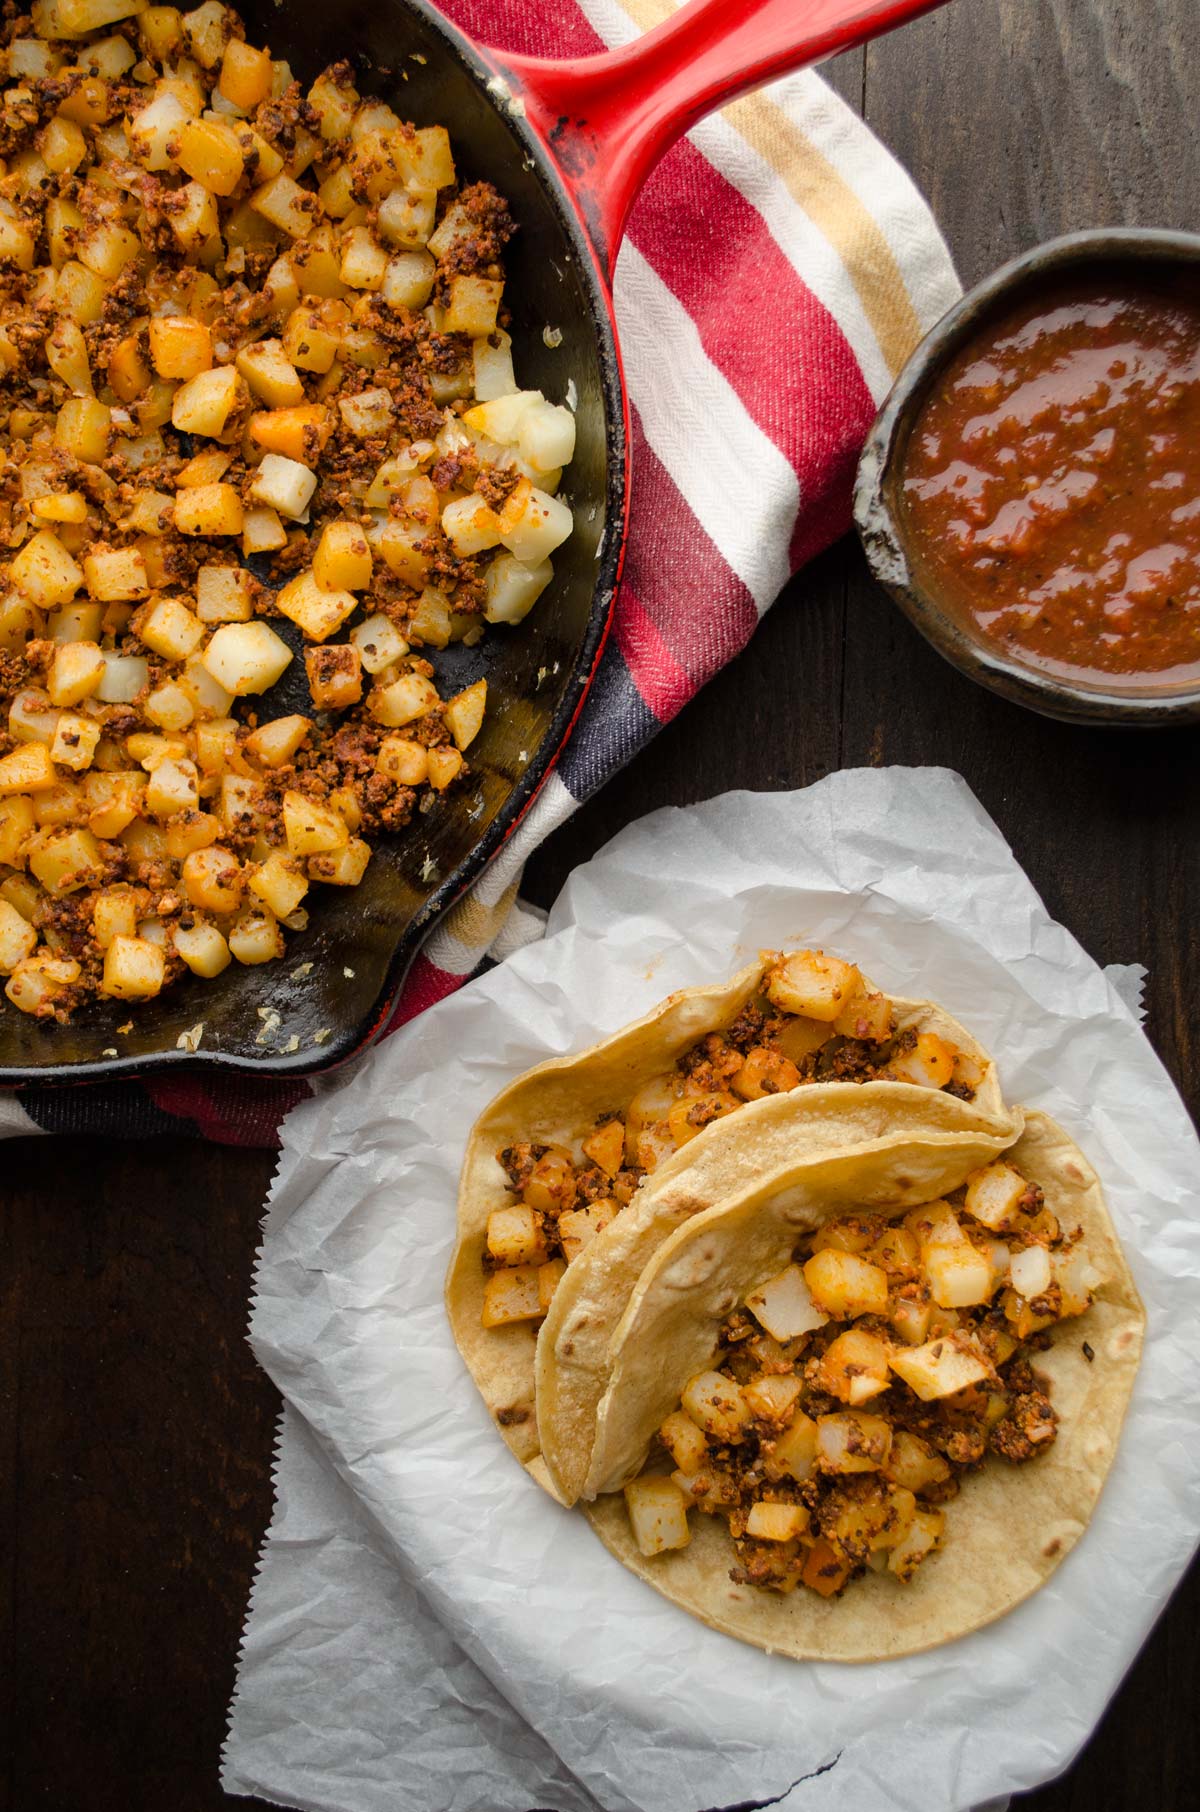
[900,278,1200,687]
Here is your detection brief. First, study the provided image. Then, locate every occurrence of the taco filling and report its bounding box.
[481,948,982,1330]
[620,1159,1102,1596]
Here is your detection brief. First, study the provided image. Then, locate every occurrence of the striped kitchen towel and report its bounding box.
[12,0,959,1145]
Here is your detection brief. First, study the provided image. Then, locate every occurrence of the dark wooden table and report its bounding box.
[3,2,1198,1808]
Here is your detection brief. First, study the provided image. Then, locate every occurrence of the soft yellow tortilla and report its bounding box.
[583,1111,1145,1661]
[445,955,1018,1486]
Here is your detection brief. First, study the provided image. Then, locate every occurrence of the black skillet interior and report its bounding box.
[0,0,625,1087]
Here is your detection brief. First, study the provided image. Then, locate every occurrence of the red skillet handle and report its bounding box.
[487,0,950,284]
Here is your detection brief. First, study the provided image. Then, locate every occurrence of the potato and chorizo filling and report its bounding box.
[622,1160,1101,1596]
[0,0,575,1019]
[480,949,979,1328]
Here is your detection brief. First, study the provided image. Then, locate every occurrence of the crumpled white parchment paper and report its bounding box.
[223,767,1200,1812]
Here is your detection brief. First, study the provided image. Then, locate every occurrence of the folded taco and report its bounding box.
[446,948,1021,1493]
[583,1111,1143,1660]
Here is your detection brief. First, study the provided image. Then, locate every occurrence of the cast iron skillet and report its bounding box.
[2,0,946,1087]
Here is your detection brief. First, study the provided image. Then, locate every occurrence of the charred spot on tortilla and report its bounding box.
[496,1406,530,1427]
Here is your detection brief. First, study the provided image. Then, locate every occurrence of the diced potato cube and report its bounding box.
[47,640,105,706]
[54,396,112,464]
[304,643,362,709]
[496,481,572,565]
[282,789,347,856]
[249,404,332,465]
[216,35,272,109]
[173,919,231,978]
[887,1031,957,1089]
[478,1259,548,1328]
[50,711,100,771]
[375,736,427,786]
[375,185,435,250]
[556,1199,617,1262]
[276,571,355,642]
[757,1414,818,1491]
[924,1239,994,1309]
[307,67,358,140]
[815,1410,892,1474]
[176,116,244,195]
[1009,1244,1052,1300]
[516,397,576,474]
[85,771,144,837]
[196,565,253,624]
[45,317,93,395]
[128,87,191,171]
[579,1118,624,1178]
[249,850,308,920]
[803,1249,889,1319]
[426,746,463,792]
[883,1430,952,1497]
[174,483,244,536]
[381,249,435,310]
[82,547,149,602]
[742,1373,804,1423]
[182,843,243,913]
[765,949,862,1022]
[0,899,37,973]
[369,671,438,729]
[441,493,502,557]
[745,1263,829,1341]
[339,225,388,290]
[236,338,304,407]
[443,274,502,337]
[149,313,212,380]
[101,933,165,1000]
[623,1475,691,1557]
[377,520,430,589]
[32,777,82,828]
[6,949,80,1015]
[313,520,372,592]
[462,390,541,445]
[169,178,220,251]
[964,1162,1028,1232]
[0,794,36,863]
[138,595,204,660]
[306,836,370,886]
[244,714,310,767]
[0,204,37,271]
[57,261,107,327]
[242,505,288,556]
[889,1297,933,1347]
[745,1501,809,1543]
[472,330,516,403]
[249,453,317,520]
[144,756,199,817]
[96,651,149,703]
[228,905,285,965]
[181,0,233,67]
[171,365,242,438]
[483,552,553,626]
[282,301,345,374]
[202,621,292,694]
[816,1328,892,1405]
[11,529,83,606]
[888,1336,992,1401]
[887,1507,944,1581]
[337,387,393,439]
[486,1205,548,1267]
[251,173,318,238]
[161,804,217,857]
[659,1410,709,1475]
[27,824,102,895]
[680,1371,749,1443]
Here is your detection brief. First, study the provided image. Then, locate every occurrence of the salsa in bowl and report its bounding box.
[854,229,1200,725]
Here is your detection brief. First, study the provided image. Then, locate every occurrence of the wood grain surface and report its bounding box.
[2,2,1198,1808]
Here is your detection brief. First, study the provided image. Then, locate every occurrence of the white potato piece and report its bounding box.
[623,1475,691,1557]
[202,622,293,695]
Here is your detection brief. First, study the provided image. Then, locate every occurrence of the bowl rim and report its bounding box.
[0,0,628,1091]
[853,225,1200,727]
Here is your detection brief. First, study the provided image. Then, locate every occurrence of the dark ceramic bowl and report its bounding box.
[853,227,1200,727]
